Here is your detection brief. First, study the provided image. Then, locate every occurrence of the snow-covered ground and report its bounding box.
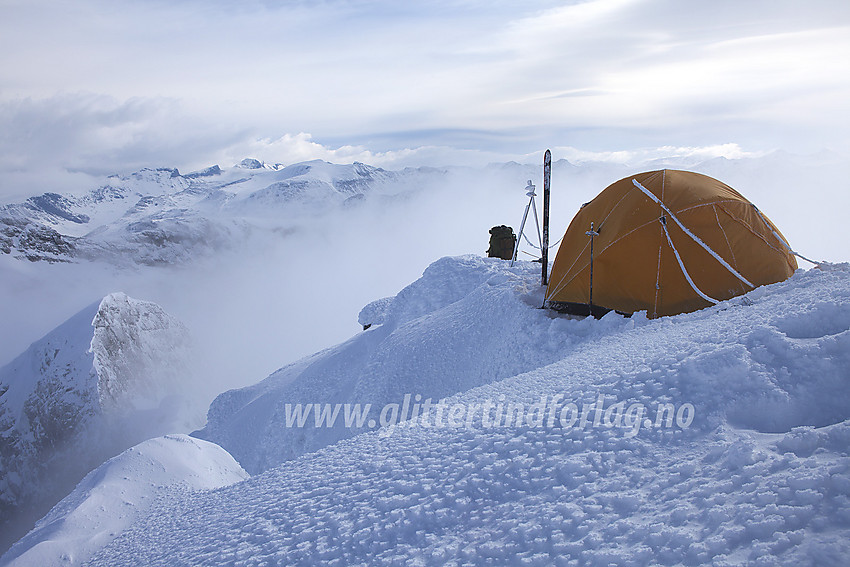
[194,255,639,474]
[0,435,247,567]
[4,255,848,566]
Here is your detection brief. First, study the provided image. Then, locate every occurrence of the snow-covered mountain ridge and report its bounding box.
[7,255,846,565]
[0,159,403,265]
[4,150,845,268]
[194,255,641,474]
[0,435,247,567]
[0,293,199,555]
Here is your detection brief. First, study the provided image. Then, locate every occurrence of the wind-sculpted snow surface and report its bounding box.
[0,293,198,554]
[9,258,850,565]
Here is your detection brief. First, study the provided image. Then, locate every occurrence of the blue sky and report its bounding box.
[1,0,849,195]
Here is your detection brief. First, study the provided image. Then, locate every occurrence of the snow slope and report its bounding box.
[195,256,636,474]
[11,255,849,566]
[0,293,199,555]
[0,435,247,567]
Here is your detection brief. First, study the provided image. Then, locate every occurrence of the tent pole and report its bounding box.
[542,149,551,286]
[586,222,599,314]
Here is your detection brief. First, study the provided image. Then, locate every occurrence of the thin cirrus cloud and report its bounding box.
[0,0,848,198]
[483,1,850,134]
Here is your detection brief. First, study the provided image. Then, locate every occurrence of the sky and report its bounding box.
[1,0,849,198]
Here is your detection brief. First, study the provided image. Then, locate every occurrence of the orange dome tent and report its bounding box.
[545,169,797,318]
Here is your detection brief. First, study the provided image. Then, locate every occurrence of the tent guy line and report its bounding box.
[631,177,755,289]
[659,215,720,306]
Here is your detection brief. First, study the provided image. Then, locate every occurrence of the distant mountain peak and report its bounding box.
[184,165,222,179]
[238,158,264,169]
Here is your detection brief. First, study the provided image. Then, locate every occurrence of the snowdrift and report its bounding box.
[194,256,635,474]
[0,435,247,567]
[7,256,850,565]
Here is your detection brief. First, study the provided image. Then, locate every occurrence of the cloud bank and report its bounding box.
[1,0,848,198]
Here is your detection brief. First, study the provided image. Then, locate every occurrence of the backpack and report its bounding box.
[487,225,516,260]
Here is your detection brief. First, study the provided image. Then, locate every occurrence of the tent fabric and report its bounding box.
[545,169,797,318]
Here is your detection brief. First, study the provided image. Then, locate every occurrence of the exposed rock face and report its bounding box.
[0,217,76,262]
[0,293,196,554]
